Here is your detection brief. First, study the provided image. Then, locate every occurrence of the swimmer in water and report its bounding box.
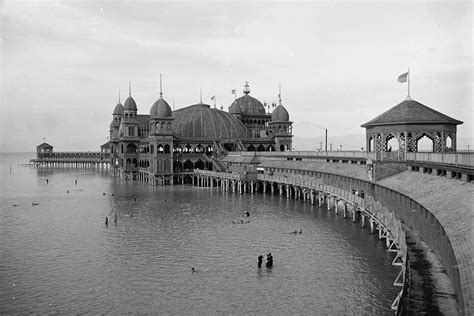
[114,214,117,223]
[75,179,77,185]
[66,190,69,194]
[299,229,302,234]
[290,230,298,234]
[192,267,195,273]
[102,192,106,196]
[105,217,109,225]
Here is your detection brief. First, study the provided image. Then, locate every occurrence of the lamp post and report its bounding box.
[323,128,328,152]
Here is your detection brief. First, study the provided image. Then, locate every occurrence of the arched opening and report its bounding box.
[416,134,434,152]
[195,159,205,170]
[267,145,275,151]
[386,134,399,152]
[445,135,453,150]
[164,144,170,154]
[368,137,374,152]
[280,144,286,151]
[174,145,182,153]
[195,145,204,153]
[184,144,192,153]
[247,144,256,152]
[206,146,213,156]
[132,158,138,167]
[157,144,164,154]
[174,160,183,171]
[126,143,137,154]
[183,160,194,170]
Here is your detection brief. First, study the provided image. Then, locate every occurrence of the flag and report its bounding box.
[398,72,408,83]
[231,89,236,94]
[210,95,215,100]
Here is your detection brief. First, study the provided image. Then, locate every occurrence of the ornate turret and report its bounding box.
[148,75,174,185]
[269,85,293,151]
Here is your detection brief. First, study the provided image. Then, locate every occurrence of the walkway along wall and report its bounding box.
[193,167,466,314]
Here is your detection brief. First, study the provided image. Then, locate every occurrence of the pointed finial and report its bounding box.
[129,81,131,96]
[159,74,163,98]
[243,81,250,94]
[118,89,121,103]
[200,89,202,103]
[278,83,282,106]
[173,99,175,111]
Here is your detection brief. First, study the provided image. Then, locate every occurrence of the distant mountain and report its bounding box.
[293,134,366,151]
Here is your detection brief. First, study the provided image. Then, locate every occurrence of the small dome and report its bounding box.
[123,96,137,111]
[150,97,172,118]
[229,94,266,115]
[113,102,123,115]
[173,103,246,138]
[109,119,120,129]
[271,104,289,122]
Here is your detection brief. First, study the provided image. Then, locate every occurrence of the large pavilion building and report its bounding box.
[108,82,293,184]
[361,96,463,159]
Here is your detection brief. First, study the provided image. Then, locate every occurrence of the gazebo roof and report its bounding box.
[100,141,111,148]
[36,142,53,149]
[361,98,463,128]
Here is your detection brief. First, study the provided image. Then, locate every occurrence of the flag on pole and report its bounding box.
[398,72,408,83]
[231,89,236,94]
[210,95,215,100]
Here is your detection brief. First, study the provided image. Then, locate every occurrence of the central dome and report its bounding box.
[229,94,266,115]
[173,103,246,139]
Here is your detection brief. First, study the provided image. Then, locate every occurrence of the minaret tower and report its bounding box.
[269,84,293,151]
[118,81,140,180]
[149,75,174,185]
[109,91,123,169]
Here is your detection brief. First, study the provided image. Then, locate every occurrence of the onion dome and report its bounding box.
[229,82,266,115]
[150,97,172,118]
[271,104,290,122]
[113,102,123,115]
[123,96,137,111]
[173,103,246,138]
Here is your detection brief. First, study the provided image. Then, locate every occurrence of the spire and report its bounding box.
[200,89,202,103]
[129,81,131,96]
[278,83,282,106]
[243,81,250,94]
[159,74,163,98]
[118,89,121,103]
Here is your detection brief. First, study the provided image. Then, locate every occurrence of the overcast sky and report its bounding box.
[1,0,472,152]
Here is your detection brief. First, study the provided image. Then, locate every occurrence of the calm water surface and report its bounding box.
[0,153,398,314]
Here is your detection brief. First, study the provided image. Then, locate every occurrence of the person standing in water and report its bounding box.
[258,255,264,268]
[105,217,109,225]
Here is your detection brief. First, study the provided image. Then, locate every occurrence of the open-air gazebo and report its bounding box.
[361,97,463,158]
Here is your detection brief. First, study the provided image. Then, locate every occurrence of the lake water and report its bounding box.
[0,153,398,314]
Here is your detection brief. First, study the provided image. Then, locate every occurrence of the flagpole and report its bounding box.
[408,67,410,98]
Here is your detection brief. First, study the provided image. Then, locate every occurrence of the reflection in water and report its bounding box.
[0,153,397,314]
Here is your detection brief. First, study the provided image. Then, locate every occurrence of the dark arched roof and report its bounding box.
[361,98,463,127]
[173,103,246,139]
[229,94,266,115]
[271,104,290,122]
[113,102,124,115]
[150,97,172,118]
[123,96,137,111]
